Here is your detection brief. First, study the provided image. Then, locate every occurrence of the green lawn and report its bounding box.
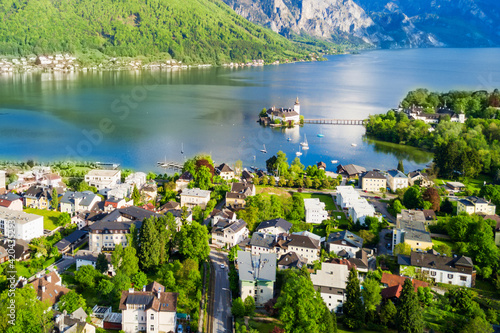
[24,208,63,230]
[434,174,493,192]
[432,238,454,249]
[299,193,336,210]
[337,325,389,333]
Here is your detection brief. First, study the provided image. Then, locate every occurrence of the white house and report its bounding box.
[360,170,387,193]
[254,218,292,236]
[310,262,350,313]
[457,196,496,216]
[386,169,409,192]
[125,172,147,188]
[107,183,133,200]
[282,234,321,263]
[60,191,101,216]
[211,219,249,248]
[248,232,277,255]
[399,250,475,288]
[0,193,23,211]
[216,163,236,180]
[237,251,276,307]
[85,169,121,195]
[175,172,193,192]
[326,230,364,258]
[75,250,115,276]
[393,210,433,251]
[0,207,44,241]
[335,186,360,209]
[120,282,178,333]
[304,198,329,224]
[180,188,211,209]
[349,198,377,225]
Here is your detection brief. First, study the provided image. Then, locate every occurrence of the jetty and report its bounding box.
[157,161,183,171]
[303,119,366,125]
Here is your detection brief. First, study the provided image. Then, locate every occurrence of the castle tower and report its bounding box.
[294,96,300,114]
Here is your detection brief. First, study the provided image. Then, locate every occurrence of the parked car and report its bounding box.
[178,324,183,333]
[220,264,225,269]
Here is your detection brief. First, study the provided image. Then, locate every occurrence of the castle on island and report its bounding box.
[265,97,301,124]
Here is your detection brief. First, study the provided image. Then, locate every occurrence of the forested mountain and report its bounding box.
[0,0,318,64]
[221,0,500,48]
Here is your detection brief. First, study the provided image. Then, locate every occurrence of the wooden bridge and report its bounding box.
[303,119,367,125]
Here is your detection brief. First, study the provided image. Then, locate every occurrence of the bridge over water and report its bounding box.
[303,119,367,125]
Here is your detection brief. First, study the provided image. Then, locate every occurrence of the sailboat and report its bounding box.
[300,134,309,150]
[287,137,292,141]
[260,144,267,153]
[181,143,184,154]
[317,128,324,138]
[296,146,302,156]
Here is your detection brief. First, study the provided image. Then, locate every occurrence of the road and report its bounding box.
[378,229,393,256]
[208,249,232,333]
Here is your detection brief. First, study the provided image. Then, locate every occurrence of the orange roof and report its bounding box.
[28,271,70,305]
[381,272,428,292]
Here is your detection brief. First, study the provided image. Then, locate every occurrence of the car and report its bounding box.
[220,264,225,269]
[177,324,183,333]
[387,243,392,249]
[374,196,381,199]
[382,214,387,218]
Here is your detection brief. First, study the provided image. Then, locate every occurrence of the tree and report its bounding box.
[232,297,245,318]
[97,279,114,296]
[468,218,500,274]
[194,165,212,190]
[59,290,86,313]
[120,246,139,276]
[75,265,100,288]
[393,199,404,214]
[111,244,123,269]
[403,186,422,209]
[344,268,364,329]
[228,245,241,262]
[56,212,71,226]
[138,217,161,271]
[132,185,141,205]
[396,279,423,333]
[394,242,411,256]
[131,271,148,290]
[422,187,440,211]
[380,301,397,327]
[96,253,109,273]
[176,223,210,261]
[362,278,382,322]
[51,188,59,210]
[113,272,131,292]
[417,287,433,306]
[460,316,494,333]
[397,160,405,174]
[244,296,255,317]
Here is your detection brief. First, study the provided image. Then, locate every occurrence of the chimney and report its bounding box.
[128,288,134,293]
[42,285,46,292]
[142,285,146,292]
[157,287,161,299]
[46,275,51,283]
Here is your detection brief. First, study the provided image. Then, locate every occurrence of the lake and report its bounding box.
[0,48,499,173]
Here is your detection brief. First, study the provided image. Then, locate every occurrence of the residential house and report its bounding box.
[125,172,147,188]
[0,170,5,193]
[55,307,96,333]
[393,210,432,251]
[277,252,307,270]
[75,250,114,276]
[484,215,500,246]
[237,251,276,306]
[107,183,133,200]
[226,182,255,209]
[405,106,466,124]
[0,192,23,211]
[158,201,180,214]
[104,198,132,212]
[282,234,321,263]
[164,209,192,232]
[360,170,387,193]
[248,232,277,255]
[180,188,211,209]
[408,171,433,187]
[0,207,44,241]
[119,282,178,333]
[399,250,476,287]
[141,182,158,202]
[446,182,465,193]
[254,218,292,236]
[457,196,496,215]
[326,231,363,258]
[39,173,64,189]
[423,209,437,223]
[336,164,366,179]
[0,238,30,260]
[211,219,249,248]
[175,172,193,192]
[317,162,327,171]
[28,271,70,307]
[54,230,88,254]
[84,169,121,195]
[335,186,377,225]
[386,170,409,192]
[304,198,329,224]
[335,186,360,209]
[216,163,236,180]
[241,170,254,183]
[24,185,52,209]
[310,262,350,313]
[380,272,429,301]
[60,191,102,216]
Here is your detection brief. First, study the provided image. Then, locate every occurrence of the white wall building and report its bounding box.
[0,207,44,241]
[211,219,249,248]
[60,191,101,216]
[335,186,360,209]
[457,196,496,216]
[125,172,147,188]
[180,188,211,209]
[237,251,276,307]
[386,169,409,192]
[85,169,121,195]
[349,198,377,225]
[304,198,329,224]
[310,262,349,313]
[326,230,364,258]
[107,183,133,200]
[0,170,6,192]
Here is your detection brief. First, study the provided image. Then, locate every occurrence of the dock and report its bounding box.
[303,119,366,125]
[157,161,183,171]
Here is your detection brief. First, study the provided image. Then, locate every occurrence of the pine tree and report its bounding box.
[95,253,109,273]
[138,217,161,271]
[132,185,141,205]
[344,268,365,329]
[51,188,59,210]
[380,300,397,327]
[397,279,423,333]
[397,160,405,174]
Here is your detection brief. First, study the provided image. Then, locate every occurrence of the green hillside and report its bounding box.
[0,0,315,64]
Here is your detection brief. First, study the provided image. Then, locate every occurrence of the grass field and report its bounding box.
[24,208,63,230]
[432,238,454,249]
[298,193,336,210]
[256,186,292,198]
[434,174,493,192]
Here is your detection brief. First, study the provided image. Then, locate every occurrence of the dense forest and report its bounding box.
[365,89,500,179]
[0,0,320,64]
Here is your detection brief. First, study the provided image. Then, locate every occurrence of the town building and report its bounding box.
[335,186,377,225]
[280,234,321,263]
[248,232,277,255]
[380,272,429,301]
[180,188,211,209]
[125,172,147,188]
[120,282,178,333]
[277,252,307,270]
[104,198,133,212]
[310,262,349,313]
[28,271,70,307]
[55,307,96,333]
[175,171,193,191]
[211,219,249,248]
[141,182,158,202]
[24,185,52,209]
[241,170,254,183]
[336,164,366,179]
[216,163,236,180]
[0,192,23,211]
[254,218,292,236]
[326,230,363,258]
[60,191,101,216]
[0,238,30,260]
[54,230,89,254]
[237,251,276,307]
[0,207,44,241]
[408,171,433,187]
[446,181,465,193]
[304,198,329,224]
[360,170,387,192]
[226,182,255,209]
[386,169,409,192]
[107,183,133,200]
[84,169,121,195]
[317,162,327,171]
[0,170,5,193]
[405,105,466,124]
[75,250,114,276]
[266,97,301,124]
[393,210,432,251]
[399,250,475,287]
[457,196,496,215]
[335,186,360,208]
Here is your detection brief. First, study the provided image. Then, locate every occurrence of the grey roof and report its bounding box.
[408,251,474,273]
[463,196,489,205]
[327,230,363,248]
[277,252,306,269]
[458,199,474,207]
[397,210,432,243]
[387,169,407,178]
[337,164,366,176]
[100,206,160,222]
[181,188,211,198]
[361,170,386,179]
[0,206,43,224]
[126,294,155,305]
[60,191,98,207]
[54,230,88,251]
[446,181,465,189]
[249,232,276,249]
[292,230,322,242]
[0,192,21,201]
[255,218,292,233]
[287,234,321,250]
[212,219,247,234]
[24,185,52,200]
[237,251,276,282]
[89,219,142,232]
[217,163,234,173]
[178,171,193,181]
[397,254,411,266]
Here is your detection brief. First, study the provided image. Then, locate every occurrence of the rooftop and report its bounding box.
[86,169,120,177]
[396,210,431,244]
[387,169,407,178]
[181,188,211,198]
[255,218,292,233]
[327,230,363,248]
[361,170,386,179]
[237,251,276,282]
[0,206,42,224]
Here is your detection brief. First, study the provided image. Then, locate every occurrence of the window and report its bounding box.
[460,276,467,281]
[430,271,436,276]
[150,325,154,331]
[261,290,263,293]
[448,274,454,279]
[151,314,154,320]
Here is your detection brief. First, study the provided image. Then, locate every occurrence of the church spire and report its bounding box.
[295,96,300,105]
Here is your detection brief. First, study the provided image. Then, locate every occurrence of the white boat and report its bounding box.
[296,146,302,156]
[260,144,267,153]
[331,160,338,164]
[181,143,184,154]
[300,134,309,149]
[351,143,357,147]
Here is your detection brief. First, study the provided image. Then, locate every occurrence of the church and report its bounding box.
[266,97,301,124]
